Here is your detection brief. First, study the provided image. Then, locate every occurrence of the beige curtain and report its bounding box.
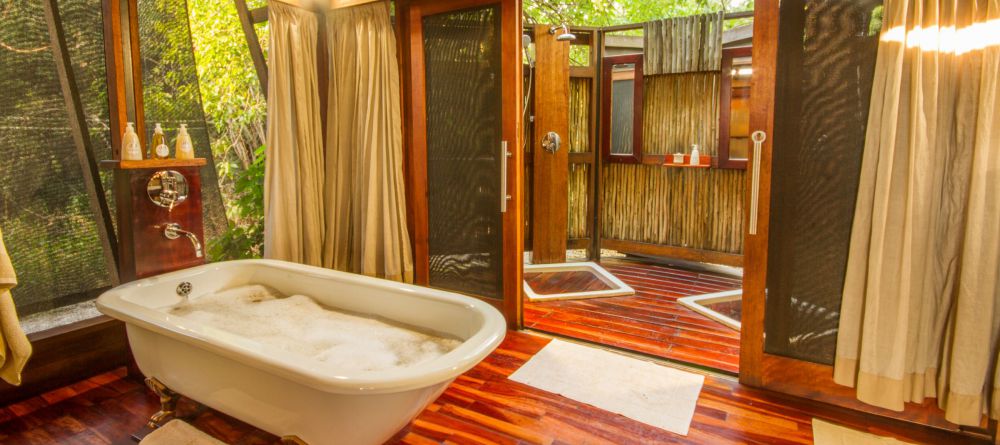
[0,228,31,385]
[643,12,723,75]
[834,0,1000,426]
[264,0,324,265]
[324,2,413,282]
[265,1,413,281]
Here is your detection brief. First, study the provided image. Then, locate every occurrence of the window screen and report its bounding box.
[764,0,884,364]
[422,6,504,300]
[138,0,226,240]
[0,0,114,317]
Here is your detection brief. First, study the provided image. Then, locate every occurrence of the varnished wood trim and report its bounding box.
[601,238,743,267]
[100,158,208,170]
[102,0,128,159]
[599,53,644,164]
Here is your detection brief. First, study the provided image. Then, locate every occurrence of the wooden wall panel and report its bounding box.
[601,164,744,254]
[599,71,744,258]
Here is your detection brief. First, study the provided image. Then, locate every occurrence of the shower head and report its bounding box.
[549,24,576,42]
[522,34,536,66]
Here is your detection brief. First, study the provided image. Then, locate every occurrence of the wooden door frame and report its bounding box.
[739,0,979,433]
[397,0,523,328]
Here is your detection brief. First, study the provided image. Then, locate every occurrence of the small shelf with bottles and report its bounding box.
[662,153,712,168]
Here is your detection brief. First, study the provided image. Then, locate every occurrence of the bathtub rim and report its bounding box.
[97,259,506,395]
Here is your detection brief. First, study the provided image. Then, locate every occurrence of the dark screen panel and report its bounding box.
[764,0,884,364]
[0,0,114,315]
[422,6,503,300]
[610,78,635,155]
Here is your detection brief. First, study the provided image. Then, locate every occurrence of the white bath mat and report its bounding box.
[139,419,226,445]
[812,418,917,445]
[509,339,704,435]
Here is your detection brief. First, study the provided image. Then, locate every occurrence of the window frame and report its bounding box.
[600,53,644,163]
[717,46,753,170]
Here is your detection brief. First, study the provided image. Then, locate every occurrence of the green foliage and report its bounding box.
[207,145,266,260]
[523,0,753,27]
[187,0,268,260]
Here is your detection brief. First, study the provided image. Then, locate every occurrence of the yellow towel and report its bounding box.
[0,227,31,385]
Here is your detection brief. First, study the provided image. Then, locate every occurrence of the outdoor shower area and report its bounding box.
[520,12,754,374]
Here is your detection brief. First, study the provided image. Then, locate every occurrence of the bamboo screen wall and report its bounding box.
[567,77,591,240]
[599,72,746,255]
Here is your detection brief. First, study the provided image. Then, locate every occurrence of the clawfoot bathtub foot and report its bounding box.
[145,377,179,428]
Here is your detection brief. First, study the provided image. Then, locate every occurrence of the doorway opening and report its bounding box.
[521,12,753,375]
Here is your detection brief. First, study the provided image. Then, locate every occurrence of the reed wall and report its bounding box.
[599,72,746,255]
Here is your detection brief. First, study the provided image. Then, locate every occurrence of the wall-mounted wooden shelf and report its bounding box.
[100,158,207,170]
[662,154,712,168]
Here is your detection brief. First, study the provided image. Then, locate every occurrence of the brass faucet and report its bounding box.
[164,223,203,258]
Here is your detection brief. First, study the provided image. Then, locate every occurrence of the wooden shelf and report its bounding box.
[100,158,207,170]
[662,154,712,168]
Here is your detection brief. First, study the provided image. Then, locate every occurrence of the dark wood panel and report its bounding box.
[530,24,570,264]
[524,270,612,295]
[0,317,129,406]
[602,238,743,267]
[125,167,206,279]
[0,331,981,444]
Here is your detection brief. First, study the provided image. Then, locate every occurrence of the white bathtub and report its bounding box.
[96,259,506,445]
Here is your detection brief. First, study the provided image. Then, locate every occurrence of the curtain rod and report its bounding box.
[600,10,753,33]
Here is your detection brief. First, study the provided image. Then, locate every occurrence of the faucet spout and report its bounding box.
[164,223,203,258]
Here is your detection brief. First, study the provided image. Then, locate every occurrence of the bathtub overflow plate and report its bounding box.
[176,282,192,297]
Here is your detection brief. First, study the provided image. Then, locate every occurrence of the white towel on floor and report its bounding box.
[139,420,226,445]
[509,339,704,435]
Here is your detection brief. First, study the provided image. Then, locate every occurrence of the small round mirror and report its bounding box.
[147,170,189,209]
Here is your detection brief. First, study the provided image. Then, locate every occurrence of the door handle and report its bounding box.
[749,131,766,235]
[500,141,512,213]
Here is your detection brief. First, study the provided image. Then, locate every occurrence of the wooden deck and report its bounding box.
[0,331,973,445]
[2,261,977,444]
[525,258,743,373]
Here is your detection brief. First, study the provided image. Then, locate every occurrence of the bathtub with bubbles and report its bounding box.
[96,259,506,445]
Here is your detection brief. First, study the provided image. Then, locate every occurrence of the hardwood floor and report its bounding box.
[0,331,977,445]
[525,258,743,373]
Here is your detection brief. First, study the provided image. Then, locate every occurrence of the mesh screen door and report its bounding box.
[763,0,884,365]
[421,6,504,300]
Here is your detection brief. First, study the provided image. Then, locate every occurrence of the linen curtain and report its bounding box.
[264,0,324,265]
[264,0,413,282]
[834,0,1000,426]
[642,12,724,75]
[324,2,414,282]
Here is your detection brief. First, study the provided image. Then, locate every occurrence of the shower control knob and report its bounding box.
[542,131,561,154]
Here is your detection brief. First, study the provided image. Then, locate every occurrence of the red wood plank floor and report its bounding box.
[525,258,743,374]
[0,331,975,444]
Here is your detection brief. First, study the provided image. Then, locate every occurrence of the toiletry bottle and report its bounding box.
[121,122,143,161]
[151,123,169,160]
[689,144,700,166]
[175,124,195,160]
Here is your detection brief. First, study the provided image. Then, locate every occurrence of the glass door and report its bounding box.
[398,0,522,326]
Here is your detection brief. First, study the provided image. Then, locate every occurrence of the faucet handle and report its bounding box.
[163,223,204,259]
